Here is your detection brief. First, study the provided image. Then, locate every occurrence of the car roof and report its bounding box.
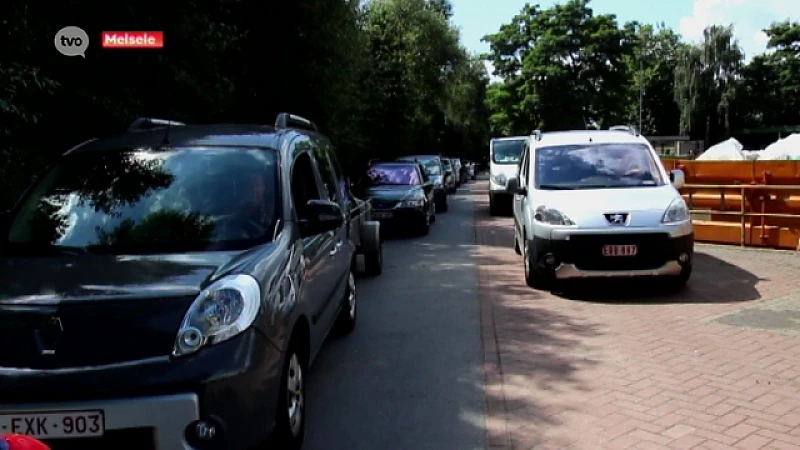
[398,155,440,160]
[372,161,418,167]
[69,124,298,155]
[535,130,649,147]
[492,136,529,142]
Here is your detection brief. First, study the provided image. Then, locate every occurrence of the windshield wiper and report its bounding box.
[537,184,575,190]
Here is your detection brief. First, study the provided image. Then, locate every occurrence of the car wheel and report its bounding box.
[523,239,550,290]
[272,342,306,450]
[666,264,692,291]
[489,197,499,216]
[419,215,431,236]
[336,270,357,333]
[364,242,383,277]
[514,228,522,255]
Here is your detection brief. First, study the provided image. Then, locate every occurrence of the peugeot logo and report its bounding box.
[604,213,629,226]
[34,316,64,356]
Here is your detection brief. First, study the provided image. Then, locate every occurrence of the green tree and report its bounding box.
[674,25,744,145]
[482,0,632,133]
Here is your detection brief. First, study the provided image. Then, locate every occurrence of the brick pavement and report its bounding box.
[471,181,800,450]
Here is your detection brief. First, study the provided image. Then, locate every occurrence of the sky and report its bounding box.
[451,0,800,67]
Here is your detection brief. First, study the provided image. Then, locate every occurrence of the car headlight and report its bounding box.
[534,205,575,225]
[173,274,261,357]
[662,197,690,223]
[398,199,425,208]
[491,173,507,186]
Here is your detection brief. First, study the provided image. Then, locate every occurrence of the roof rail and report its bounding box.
[532,129,542,141]
[275,113,317,132]
[609,125,638,135]
[127,117,185,132]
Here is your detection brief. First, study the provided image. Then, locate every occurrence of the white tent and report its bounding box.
[695,137,746,161]
[758,134,800,160]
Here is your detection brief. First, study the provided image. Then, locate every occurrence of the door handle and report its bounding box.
[330,240,343,256]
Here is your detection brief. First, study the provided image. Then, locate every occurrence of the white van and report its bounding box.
[506,127,693,290]
[489,136,529,215]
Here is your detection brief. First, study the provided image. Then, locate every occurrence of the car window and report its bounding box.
[492,139,526,164]
[312,141,338,203]
[519,143,530,186]
[365,164,421,186]
[4,147,280,254]
[534,143,665,190]
[290,151,325,222]
[326,147,349,204]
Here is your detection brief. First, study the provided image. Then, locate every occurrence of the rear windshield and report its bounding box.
[534,143,665,190]
[492,139,525,164]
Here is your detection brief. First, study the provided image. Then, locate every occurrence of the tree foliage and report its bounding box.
[482,0,800,149]
[0,0,489,208]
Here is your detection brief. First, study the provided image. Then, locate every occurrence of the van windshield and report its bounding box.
[492,139,525,164]
[534,143,665,190]
[3,147,280,255]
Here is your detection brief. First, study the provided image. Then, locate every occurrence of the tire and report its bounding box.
[335,270,357,333]
[436,196,448,213]
[272,341,306,450]
[514,228,522,255]
[364,243,383,277]
[523,238,551,290]
[666,264,692,291]
[489,196,500,216]
[418,215,430,236]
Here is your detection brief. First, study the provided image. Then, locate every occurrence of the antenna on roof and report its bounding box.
[581,111,593,142]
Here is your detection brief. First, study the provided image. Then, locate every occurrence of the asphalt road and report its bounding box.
[305,184,486,450]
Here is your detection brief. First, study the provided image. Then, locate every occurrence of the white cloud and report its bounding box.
[678,0,800,60]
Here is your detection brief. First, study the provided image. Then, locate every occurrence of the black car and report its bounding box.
[0,113,382,450]
[395,155,448,212]
[358,161,436,235]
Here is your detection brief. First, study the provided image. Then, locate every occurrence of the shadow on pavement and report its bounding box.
[555,250,764,304]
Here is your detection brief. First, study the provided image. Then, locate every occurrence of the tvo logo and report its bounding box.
[55,26,89,58]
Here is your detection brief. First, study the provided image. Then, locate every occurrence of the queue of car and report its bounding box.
[0,113,481,450]
[351,155,477,235]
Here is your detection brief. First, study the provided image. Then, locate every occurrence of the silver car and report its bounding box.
[507,126,693,290]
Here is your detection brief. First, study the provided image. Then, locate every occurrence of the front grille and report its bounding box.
[0,296,194,370]
[43,428,154,450]
[370,200,397,210]
[567,233,671,271]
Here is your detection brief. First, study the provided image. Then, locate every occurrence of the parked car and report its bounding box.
[489,136,528,216]
[396,155,448,212]
[450,158,463,187]
[467,161,477,180]
[453,158,469,183]
[440,157,457,193]
[0,113,382,450]
[357,161,436,235]
[507,126,693,290]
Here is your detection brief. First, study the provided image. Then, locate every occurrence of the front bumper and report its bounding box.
[528,228,694,279]
[0,328,283,450]
[371,207,427,227]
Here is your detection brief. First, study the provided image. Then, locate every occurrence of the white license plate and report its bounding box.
[373,211,393,219]
[0,410,105,439]
[602,244,638,257]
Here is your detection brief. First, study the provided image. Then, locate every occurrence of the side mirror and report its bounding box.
[300,200,345,237]
[669,169,686,189]
[507,177,526,195]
